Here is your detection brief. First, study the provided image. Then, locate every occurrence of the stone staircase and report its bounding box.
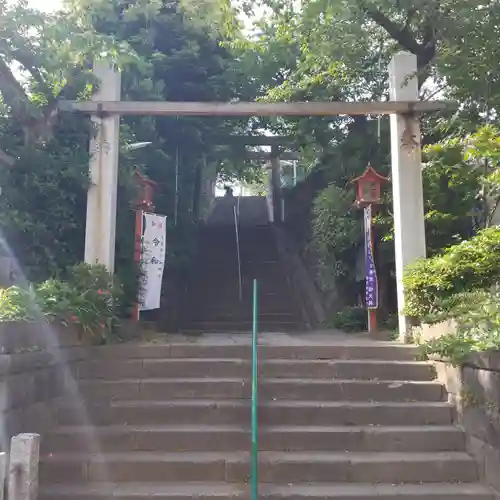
[185,196,304,332]
[39,335,494,500]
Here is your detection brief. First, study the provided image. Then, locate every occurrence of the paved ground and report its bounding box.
[142,330,405,347]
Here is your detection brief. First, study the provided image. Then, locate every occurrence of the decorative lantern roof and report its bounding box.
[133,168,156,211]
[352,164,389,208]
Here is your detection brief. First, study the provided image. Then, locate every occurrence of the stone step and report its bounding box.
[55,400,454,427]
[77,378,444,402]
[39,482,495,500]
[75,359,435,381]
[262,483,494,500]
[45,425,464,453]
[190,312,299,323]
[39,451,479,484]
[86,343,419,361]
[184,321,304,333]
[191,303,297,316]
[191,320,304,332]
[188,300,299,315]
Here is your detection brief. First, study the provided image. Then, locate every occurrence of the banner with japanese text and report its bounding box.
[139,213,167,311]
[364,205,378,309]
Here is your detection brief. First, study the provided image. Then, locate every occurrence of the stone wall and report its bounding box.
[409,319,457,343]
[272,224,326,328]
[0,322,89,451]
[435,353,500,495]
[0,347,89,451]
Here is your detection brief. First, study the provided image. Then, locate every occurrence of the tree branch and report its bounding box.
[0,56,31,115]
[0,38,52,97]
[357,0,438,73]
[358,1,421,54]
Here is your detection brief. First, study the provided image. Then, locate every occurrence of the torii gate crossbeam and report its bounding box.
[63,51,435,337]
[59,100,446,116]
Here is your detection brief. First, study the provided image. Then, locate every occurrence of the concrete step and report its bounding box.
[189,313,301,324]
[77,378,444,402]
[259,359,435,381]
[190,302,297,316]
[39,482,495,500]
[194,261,285,273]
[190,310,298,321]
[184,321,304,333]
[39,451,479,484]
[188,315,301,327]
[55,400,454,427]
[45,425,464,453]
[85,343,419,361]
[258,379,445,401]
[75,359,435,381]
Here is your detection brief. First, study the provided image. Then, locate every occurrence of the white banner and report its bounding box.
[139,213,167,311]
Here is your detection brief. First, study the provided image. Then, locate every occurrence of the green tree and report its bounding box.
[0,0,259,295]
[221,0,500,316]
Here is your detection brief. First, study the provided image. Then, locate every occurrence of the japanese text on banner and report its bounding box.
[364,205,378,309]
[139,213,167,311]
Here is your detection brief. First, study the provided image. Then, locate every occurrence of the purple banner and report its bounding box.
[364,205,378,309]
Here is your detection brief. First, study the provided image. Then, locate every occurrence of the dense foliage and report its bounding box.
[2,0,500,331]
[0,0,259,317]
[0,264,122,343]
[404,227,500,321]
[218,0,500,319]
[324,306,367,333]
[418,288,500,365]
[309,184,361,301]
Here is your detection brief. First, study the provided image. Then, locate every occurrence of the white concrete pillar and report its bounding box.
[8,433,40,500]
[85,60,121,273]
[389,51,427,337]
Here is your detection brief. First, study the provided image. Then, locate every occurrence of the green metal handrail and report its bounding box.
[251,279,259,500]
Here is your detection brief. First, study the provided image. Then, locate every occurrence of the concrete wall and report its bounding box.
[411,320,500,495]
[411,319,457,343]
[0,322,88,451]
[0,347,88,450]
[435,354,500,495]
[272,225,325,328]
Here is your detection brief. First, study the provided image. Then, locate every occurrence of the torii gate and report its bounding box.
[59,51,448,337]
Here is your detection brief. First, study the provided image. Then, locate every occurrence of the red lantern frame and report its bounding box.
[352,165,389,208]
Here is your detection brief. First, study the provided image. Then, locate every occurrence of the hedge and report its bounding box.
[403,227,500,320]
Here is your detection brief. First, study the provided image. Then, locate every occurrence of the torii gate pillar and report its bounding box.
[84,61,121,273]
[389,51,426,338]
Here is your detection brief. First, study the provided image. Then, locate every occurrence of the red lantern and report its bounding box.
[352,164,389,208]
[133,168,156,211]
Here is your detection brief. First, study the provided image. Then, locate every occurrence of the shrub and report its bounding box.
[325,306,367,332]
[309,184,361,296]
[403,227,500,321]
[0,263,123,343]
[419,289,500,365]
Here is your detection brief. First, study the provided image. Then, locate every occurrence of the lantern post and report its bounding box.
[352,165,389,333]
[132,168,156,322]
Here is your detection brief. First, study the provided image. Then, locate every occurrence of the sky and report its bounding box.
[19,0,61,11]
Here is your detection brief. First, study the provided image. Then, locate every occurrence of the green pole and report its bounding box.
[251,279,259,500]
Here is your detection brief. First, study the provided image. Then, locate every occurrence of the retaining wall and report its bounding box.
[0,322,89,450]
[417,319,500,495]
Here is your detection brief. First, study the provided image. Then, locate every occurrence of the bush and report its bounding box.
[403,227,500,320]
[325,306,367,332]
[419,289,500,365]
[309,184,361,297]
[0,263,123,344]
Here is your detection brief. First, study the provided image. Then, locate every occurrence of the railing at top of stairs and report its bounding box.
[233,199,243,302]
